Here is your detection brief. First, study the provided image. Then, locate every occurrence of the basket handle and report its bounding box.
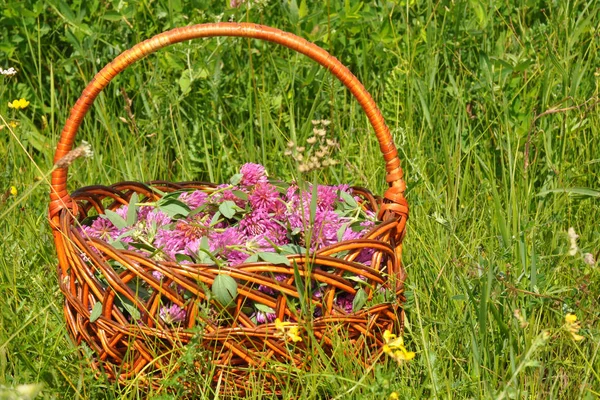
[49,23,408,223]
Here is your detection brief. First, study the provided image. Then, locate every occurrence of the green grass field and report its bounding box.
[1,0,599,398]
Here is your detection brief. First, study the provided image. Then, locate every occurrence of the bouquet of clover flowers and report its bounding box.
[78,163,380,326]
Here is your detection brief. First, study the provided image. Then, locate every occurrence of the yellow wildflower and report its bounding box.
[9,186,17,196]
[389,392,399,400]
[274,318,302,343]
[383,329,394,342]
[382,330,415,364]
[0,121,19,131]
[8,98,30,110]
[564,313,585,341]
[287,326,302,342]
[565,314,577,324]
[275,318,289,330]
[383,329,404,347]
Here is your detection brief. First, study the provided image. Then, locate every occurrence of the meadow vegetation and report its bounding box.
[0,0,599,398]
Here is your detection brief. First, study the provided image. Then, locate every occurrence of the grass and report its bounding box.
[1,0,599,398]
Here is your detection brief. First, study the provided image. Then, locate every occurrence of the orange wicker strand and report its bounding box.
[49,23,409,394]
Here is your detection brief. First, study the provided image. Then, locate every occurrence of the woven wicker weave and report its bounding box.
[49,23,409,392]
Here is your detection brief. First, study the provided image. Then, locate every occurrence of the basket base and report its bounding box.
[64,296,404,395]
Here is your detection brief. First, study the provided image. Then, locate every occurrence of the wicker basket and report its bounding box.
[49,23,409,392]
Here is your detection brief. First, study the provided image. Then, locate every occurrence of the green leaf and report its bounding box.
[346,276,371,287]
[126,279,151,300]
[212,274,238,307]
[278,244,306,255]
[232,190,248,201]
[195,238,217,265]
[255,303,276,314]
[469,0,488,28]
[287,0,299,23]
[102,209,128,229]
[160,191,183,201]
[339,190,358,209]
[18,116,50,154]
[89,302,102,322]
[244,254,259,263]
[271,181,290,194]
[80,215,97,226]
[219,200,237,219]
[127,192,139,226]
[115,230,133,240]
[197,251,215,265]
[258,252,291,266]
[122,301,141,321]
[199,237,210,252]
[210,211,222,226]
[158,199,190,218]
[179,69,192,94]
[336,222,350,242]
[523,360,542,368]
[537,187,600,198]
[175,254,194,264]
[352,288,367,312]
[150,186,167,197]
[298,0,308,18]
[128,242,157,253]
[350,222,365,232]
[188,203,208,218]
[230,174,243,185]
[109,240,128,250]
[196,67,209,79]
[241,306,254,315]
[101,11,123,21]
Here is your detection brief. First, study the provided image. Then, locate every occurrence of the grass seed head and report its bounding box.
[54,141,94,168]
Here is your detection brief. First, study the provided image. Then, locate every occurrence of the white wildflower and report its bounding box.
[313,127,327,136]
[15,383,44,398]
[0,67,17,76]
[583,253,596,266]
[567,227,579,256]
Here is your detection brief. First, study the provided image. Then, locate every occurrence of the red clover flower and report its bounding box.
[159,304,186,324]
